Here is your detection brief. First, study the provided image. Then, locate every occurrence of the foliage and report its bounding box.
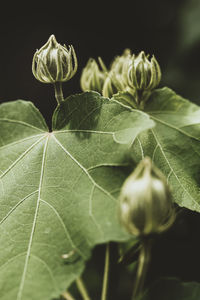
[1,85,200,299]
[0,92,154,299]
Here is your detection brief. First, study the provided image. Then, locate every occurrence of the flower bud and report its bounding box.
[119,157,175,237]
[127,51,161,91]
[32,34,78,84]
[102,76,118,98]
[80,58,106,93]
[102,49,133,98]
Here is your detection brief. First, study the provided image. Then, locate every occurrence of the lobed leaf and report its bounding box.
[0,92,154,300]
[121,87,200,212]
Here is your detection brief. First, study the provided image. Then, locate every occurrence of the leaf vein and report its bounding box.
[40,199,86,260]
[136,137,144,159]
[89,185,104,238]
[76,105,102,129]
[151,129,200,208]
[0,190,39,226]
[16,135,49,300]
[0,252,27,272]
[54,129,113,135]
[0,135,46,180]
[0,118,46,132]
[0,134,45,151]
[30,254,58,293]
[150,115,200,141]
[87,163,128,171]
[52,134,116,202]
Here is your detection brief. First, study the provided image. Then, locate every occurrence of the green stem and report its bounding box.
[132,239,152,300]
[62,291,76,300]
[76,277,91,300]
[101,243,110,300]
[54,82,64,104]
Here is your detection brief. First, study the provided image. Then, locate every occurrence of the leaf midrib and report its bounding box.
[16,135,49,300]
[0,118,46,133]
[1,130,120,299]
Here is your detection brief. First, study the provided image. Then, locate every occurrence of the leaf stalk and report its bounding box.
[76,277,91,300]
[62,291,76,300]
[101,243,110,300]
[132,238,152,300]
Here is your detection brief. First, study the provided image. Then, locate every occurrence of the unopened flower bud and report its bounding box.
[102,76,118,98]
[80,58,106,93]
[32,34,78,84]
[127,51,161,91]
[102,49,132,98]
[119,157,175,237]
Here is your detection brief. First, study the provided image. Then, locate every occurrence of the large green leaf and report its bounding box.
[142,278,200,300]
[126,87,200,212]
[0,92,154,300]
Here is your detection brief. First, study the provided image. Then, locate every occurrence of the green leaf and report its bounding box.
[0,92,154,300]
[127,87,200,212]
[142,278,200,300]
[111,91,138,109]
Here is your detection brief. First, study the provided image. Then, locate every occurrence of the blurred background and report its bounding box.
[1,0,200,126]
[1,1,200,299]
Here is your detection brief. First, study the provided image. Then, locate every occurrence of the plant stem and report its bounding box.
[62,291,76,300]
[54,82,64,104]
[132,239,152,300]
[76,277,91,300]
[101,243,110,300]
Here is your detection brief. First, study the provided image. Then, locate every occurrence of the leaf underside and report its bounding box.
[0,92,154,300]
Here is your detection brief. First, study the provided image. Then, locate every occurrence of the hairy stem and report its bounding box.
[76,277,91,300]
[101,243,110,300]
[54,82,64,104]
[132,239,152,300]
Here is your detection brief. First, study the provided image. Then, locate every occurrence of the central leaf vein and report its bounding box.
[54,129,113,135]
[0,118,46,133]
[0,134,45,151]
[17,135,49,300]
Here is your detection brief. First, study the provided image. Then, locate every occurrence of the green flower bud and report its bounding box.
[102,49,133,98]
[127,51,161,91]
[32,34,78,84]
[80,58,106,93]
[119,157,175,237]
[102,75,118,98]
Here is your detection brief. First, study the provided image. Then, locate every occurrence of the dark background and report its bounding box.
[2,1,200,299]
[1,0,200,126]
